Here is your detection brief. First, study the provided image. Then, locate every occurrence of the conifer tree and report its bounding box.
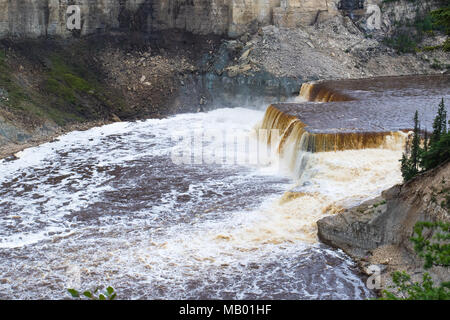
[401,110,421,181]
[411,110,421,170]
[421,98,449,171]
[431,98,447,144]
[423,130,429,153]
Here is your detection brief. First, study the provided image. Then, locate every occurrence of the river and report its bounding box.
[0,105,406,299]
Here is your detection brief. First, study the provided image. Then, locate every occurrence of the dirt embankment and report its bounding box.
[217,15,449,80]
[317,161,450,295]
[0,32,222,159]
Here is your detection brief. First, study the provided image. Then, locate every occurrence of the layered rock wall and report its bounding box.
[0,0,353,38]
[0,1,443,38]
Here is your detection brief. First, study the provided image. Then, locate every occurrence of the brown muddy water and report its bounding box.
[0,75,448,299]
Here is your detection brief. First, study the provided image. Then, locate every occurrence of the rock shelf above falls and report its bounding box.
[259,74,450,153]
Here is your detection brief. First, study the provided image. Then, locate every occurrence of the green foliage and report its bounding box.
[381,271,450,300]
[382,2,450,53]
[430,59,447,70]
[0,50,34,111]
[431,98,447,145]
[46,56,93,94]
[417,7,450,53]
[401,110,421,181]
[373,200,387,208]
[383,33,418,54]
[381,221,450,300]
[411,111,421,167]
[401,99,449,181]
[62,73,93,93]
[411,221,450,269]
[421,132,450,171]
[67,286,117,300]
[421,44,443,52]
[42,53,127,123]
[430,6,450,35]
[443,38,450,52]
[421,99,450,171]
[401,153,419,182]
[44,55,94,113]
[415,15,434,33]
[45,78,76,104]
[0,43,124,126]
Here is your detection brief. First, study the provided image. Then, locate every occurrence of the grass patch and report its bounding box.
[0,51,40,117]
[63,73,93,93]
[43,53,126,121]
[42,54,108,122]
[45,78,76,104]
[373,200,387,208]
[45,55,92,100]
[1,40,129,128]
[421,45,443,52]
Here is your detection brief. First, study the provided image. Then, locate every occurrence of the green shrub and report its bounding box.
[443,38,450,52]
[411,221,450,269]
[68,286,117,300]
[384,33,418,53]
[381,271,449,300]
[380,221,450,300]
[382,3,449,53]
[430,6,450,35]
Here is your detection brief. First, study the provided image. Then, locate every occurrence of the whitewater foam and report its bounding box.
[0,107,402,299]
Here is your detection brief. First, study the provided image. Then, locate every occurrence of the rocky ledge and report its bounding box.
[317,161,450,294]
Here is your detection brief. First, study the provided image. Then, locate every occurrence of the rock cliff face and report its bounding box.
[318,161,450,255]
[2,0,437,39]
[317,161,450,290]
[0,0,338,38]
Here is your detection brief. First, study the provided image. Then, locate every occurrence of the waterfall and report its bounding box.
[299,82,353,102]
[257,104,407,179]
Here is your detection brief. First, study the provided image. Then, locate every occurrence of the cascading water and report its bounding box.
[0,74,447,300]
[256,104,408,179]
[0,106,401,300]
[299,82,353,102]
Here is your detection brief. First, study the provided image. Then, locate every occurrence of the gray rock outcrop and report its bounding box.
[318,161,449,255]
[1,0,440,39]
[317,161,450,291]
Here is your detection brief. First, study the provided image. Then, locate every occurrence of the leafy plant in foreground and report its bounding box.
[411,221,450,269]
[68,286,117,300]
[380,221,450,300]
